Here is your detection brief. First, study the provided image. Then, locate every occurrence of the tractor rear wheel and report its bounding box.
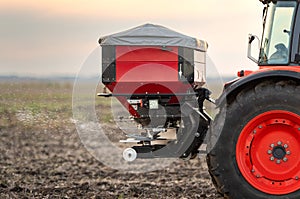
[207,80,300,198]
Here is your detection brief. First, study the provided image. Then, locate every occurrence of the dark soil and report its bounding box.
[0,124,222,199]
[0,80,222,198]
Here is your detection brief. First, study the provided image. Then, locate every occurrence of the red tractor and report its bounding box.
[207,0,300,198]
[99,0,300,197]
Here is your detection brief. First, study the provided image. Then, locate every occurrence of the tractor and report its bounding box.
[206,0,300,198]
[98,0,300,198]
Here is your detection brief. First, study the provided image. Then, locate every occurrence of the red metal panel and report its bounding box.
[105,82,190,95]
[259,66,300,72]
[116,46,178,61]
[115,61,178,82]
[103,46,193,118]
[235,66,300,78]
[115,46,179,82]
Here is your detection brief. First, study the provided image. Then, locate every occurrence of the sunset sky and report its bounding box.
[0,0,264,77]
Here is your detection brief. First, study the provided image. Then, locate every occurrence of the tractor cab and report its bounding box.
[249,0,300,66]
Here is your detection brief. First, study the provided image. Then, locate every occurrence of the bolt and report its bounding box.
[267,150,272,154]
[284,144,288,148]
[258,125,262,129]
[278,141,282,145]
[251,169,255,173]
[298,128,300,131]
[276,159,281,164]
[286,151,291,155]
[296,176,299,180]
[195,133,200,137]
[256,174,260,178]
[270,144,275,148]
[283,157,288,162]
[253,130,257,134]
[270,156,275,161]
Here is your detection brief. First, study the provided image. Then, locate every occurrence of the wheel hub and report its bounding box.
[236,110,300,195]
[272,145,286,160]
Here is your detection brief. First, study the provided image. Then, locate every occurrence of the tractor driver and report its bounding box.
[269,43,288,64]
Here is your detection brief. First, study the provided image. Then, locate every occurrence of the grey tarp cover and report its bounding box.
[99,23,208,52]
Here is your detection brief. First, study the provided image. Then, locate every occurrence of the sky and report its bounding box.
[0,0,264,77]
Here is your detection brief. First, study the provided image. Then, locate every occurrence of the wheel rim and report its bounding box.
[236,110,300,195]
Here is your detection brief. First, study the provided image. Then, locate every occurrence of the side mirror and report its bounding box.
[247,34,260,64]
[249,35,255,44]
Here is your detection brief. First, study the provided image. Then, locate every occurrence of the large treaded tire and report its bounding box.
[207,79,300,199]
